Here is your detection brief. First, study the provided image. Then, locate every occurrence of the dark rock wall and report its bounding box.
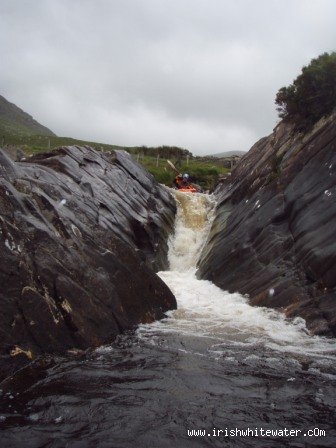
[0,146,176,381]
[197,113,336,336]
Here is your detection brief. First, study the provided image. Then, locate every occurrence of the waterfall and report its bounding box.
[167,190,216,272]
[140,190,336,360]
[3,191,336,447]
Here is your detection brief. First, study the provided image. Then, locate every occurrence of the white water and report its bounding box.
[3,190,334,447]
[138,190,336,364]
[2,190,335,447]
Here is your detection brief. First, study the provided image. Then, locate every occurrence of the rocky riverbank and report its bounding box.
[197,112,336,337]
[0,146,177,381]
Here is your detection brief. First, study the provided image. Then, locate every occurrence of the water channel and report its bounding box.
[1,191,336,447]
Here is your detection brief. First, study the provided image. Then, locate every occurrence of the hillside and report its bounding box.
[0,95,55,140]
[0,95,229,190]
[209,150,246,158]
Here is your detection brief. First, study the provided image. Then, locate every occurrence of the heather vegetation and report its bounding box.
[0,93,228,191]
[142,155,229,191]
[275,52,336,131]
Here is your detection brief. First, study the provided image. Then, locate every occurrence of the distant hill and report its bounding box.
[0,94,229,190]
[0,94,55,139]
[210,150,246,158]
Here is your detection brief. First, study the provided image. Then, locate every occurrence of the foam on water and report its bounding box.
[167,190,216,271]
[155,270,336,358]
[138,189,336,360]
[2,193,336,446]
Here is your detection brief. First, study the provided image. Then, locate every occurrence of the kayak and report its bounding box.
[177,186,198,193]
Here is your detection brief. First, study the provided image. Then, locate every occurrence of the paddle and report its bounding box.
[167,160,180,174]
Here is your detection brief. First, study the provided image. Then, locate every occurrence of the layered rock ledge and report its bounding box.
[0,146,177,381]
[198,113,336,336]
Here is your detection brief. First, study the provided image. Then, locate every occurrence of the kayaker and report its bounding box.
[174,173,190,189]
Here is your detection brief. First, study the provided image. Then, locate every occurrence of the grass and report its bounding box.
[0,132,122,154]
[1,130,230,190]
[1,95,230,189]
[138,154,230,190]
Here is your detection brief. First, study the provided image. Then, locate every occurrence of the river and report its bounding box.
[1,191,336,447]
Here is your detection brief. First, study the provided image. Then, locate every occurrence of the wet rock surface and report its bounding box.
[0,146,176,381]
[1,331,335,448]
[197,113,336,336]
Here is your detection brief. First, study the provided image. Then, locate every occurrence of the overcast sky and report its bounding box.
[1,0,335,155]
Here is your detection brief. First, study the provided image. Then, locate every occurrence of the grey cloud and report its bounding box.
[1,0,335,154]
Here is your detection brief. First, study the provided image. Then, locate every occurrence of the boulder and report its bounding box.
[197,113,336,336]
[0,146,177,381]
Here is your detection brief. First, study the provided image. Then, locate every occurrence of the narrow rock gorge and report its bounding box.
[198,112,336,337]
[0,146,177,381]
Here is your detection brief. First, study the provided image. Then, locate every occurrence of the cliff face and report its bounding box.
[197,113,336,336]
[0,146,176,381]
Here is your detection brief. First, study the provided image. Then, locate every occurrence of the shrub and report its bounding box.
[275,52,336,131]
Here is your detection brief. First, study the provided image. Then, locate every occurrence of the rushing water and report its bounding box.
[1,191,336,448]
